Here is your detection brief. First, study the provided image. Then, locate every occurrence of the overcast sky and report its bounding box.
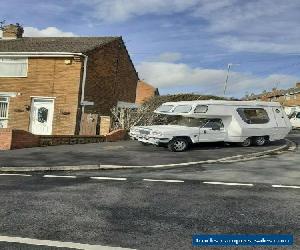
[1,0,300,97]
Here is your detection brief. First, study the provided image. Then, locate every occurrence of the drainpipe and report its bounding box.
[80,54,88,114]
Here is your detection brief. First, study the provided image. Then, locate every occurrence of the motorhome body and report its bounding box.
[130,100,292,152]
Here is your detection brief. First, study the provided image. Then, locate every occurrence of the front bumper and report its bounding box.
[130,133,170,145]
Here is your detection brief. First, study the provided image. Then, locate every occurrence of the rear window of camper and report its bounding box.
[156,105,174,112]
[237,108,269,124]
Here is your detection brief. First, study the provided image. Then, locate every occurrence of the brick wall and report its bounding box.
[11,129,40,149]
[84,38,138,115]
[0,57,82,135]
[0,128,13,150]
[135,80,158,104]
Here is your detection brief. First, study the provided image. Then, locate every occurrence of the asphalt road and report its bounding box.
[0,175,299,250]
[0,139,286,167]
[0,131,298,249]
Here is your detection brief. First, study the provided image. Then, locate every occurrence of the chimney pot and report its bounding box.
[2,23,24,39]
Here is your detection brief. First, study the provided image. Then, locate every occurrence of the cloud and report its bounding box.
[80,0,300,54]
[23,27,76,37]
[137,61,298,97]
[81,0,200,22]
[154,52,182,63]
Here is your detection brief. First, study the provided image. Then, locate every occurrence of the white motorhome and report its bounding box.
[130,100,292,152]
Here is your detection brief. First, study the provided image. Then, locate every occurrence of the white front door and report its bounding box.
[30,98,54,135]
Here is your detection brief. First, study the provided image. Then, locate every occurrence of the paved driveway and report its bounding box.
[0,139,287,167]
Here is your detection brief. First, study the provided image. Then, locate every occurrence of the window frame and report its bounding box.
[194,105,208,113]
[172,105,192,113]
[0,96,9,119]
[0,57,28,78]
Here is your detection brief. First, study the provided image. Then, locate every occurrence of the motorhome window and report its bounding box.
[173,105,192,113]
[296,112,300,119]
[237,108,269,124]
[156,105,174,112]
[169,117,207,127]
[194,105,208,113]
[203,119,224,130]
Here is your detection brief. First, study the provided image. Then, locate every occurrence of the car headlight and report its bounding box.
[151,131,163,137]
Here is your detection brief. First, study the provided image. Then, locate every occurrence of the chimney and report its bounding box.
[296,82,300,88]
[2,23,24,39]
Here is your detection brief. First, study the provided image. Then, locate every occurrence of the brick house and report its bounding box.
[245,82,300,107]
[0,24,138,135]
[135,80,159,104]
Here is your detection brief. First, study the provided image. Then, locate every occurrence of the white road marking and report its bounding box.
[143,178,184,183]
[0,174,31,177]
[0,235,134,250]
[43,175,76,178]
[90,177,127,181]
[203,181,254,186]
[272,184,300,189]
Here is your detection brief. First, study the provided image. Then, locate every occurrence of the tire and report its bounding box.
[239,138,252,147]
[253,136,267,146]
[168,138,189,152]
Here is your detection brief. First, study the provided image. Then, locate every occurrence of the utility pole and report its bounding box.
[223,63,239,96]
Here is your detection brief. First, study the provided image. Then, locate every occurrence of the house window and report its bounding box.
[237,108,269,124]
[0,57,28,77]
[0,97,9,128]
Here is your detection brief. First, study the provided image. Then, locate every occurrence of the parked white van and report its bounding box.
[290,111,300,128]
[130,100,292,152]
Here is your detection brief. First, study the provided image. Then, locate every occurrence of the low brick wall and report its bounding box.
[40,135,105,147]
[0,129,13,150]
[0,128,127,150]
[11,130,40,149]
[106,129,128,142]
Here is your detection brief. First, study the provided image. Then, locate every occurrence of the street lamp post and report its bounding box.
[223,63,239,96]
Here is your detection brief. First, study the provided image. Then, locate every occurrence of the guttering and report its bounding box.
[0,52,89,113]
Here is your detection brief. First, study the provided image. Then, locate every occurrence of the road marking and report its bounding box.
[0,235,134,250]
[143,178,184,183]
[0,174,31,177]
[203,181,254,186]
[272,184,300,189]
[90,177,127,181]
[43,175,76,178]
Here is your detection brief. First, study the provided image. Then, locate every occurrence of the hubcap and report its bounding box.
[256,137,265,145]
[242,138,251,146]
[173,141,186,151]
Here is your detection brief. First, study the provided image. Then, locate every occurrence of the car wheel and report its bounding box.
[239,138,252,147]
[168,138,189,152]
[253,136,266,146]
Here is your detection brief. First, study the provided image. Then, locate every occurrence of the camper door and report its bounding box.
[199,119,226,142]
[272,107,288,128]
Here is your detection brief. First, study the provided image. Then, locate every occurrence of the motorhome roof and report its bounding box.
[162,100,281,107]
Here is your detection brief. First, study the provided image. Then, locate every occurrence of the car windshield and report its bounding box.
[168,116,207,127]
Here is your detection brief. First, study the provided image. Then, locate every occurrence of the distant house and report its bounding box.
[244,82,300,107]
[0,24,138,135]
[135,80,159,104]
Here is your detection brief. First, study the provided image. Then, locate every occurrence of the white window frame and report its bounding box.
[0,57,28,78]
[0,96,9,119]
